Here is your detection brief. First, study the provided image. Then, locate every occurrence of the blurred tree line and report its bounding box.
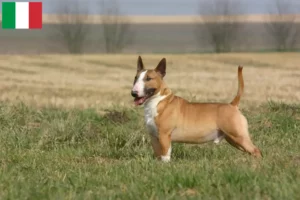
[52,0,134,54]
[53,0,299,54]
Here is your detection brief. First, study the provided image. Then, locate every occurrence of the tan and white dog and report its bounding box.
[131,56,262,162]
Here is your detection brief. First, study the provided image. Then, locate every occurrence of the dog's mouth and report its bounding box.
[134,96,149,106]
[133,88,156,106]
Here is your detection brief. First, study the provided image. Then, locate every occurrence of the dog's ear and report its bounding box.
[137,56,144,73]
[155,58,166,78]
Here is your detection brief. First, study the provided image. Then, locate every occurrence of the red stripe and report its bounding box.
[29,2,42,29]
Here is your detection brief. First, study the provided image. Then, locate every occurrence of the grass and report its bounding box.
[0,101,299,199]
[0,53,300,199]
[1,53,300,109]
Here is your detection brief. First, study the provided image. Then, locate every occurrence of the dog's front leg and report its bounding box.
[150,135,162,159]
[158,133,172,162]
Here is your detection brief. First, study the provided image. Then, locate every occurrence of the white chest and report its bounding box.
[144,94,166,137]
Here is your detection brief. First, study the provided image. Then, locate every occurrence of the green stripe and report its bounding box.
[2,2,16,29]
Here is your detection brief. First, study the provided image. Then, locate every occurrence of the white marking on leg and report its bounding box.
[132,70,147,97]
[161,146,171,162]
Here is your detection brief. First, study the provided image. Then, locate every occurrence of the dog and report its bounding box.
[131,56,262,162]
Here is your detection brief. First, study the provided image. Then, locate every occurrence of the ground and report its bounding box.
[1,53,300,108]
[0,53,299,199]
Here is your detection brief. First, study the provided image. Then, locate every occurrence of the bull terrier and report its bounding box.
[131,56,262,162]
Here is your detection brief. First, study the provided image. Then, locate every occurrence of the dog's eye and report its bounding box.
[146,76,152,81]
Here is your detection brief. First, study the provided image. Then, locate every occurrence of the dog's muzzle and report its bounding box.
[131,91,138,98]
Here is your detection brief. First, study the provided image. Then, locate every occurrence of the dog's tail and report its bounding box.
[230,66,244,107]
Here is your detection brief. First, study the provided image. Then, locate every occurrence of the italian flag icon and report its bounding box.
[2,2,42,29]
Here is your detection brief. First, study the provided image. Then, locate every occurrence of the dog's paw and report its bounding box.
[161,155,171,162]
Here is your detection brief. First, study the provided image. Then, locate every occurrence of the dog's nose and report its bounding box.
[131,91,138,97]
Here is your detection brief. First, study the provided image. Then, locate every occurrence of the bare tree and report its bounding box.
[195,0,242,53]
[100,0,134,53]
[52,0,90,54]
[265,0,299,51]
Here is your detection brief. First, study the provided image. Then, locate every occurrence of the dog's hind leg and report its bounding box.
[220,114,262,158]
[225,134,262,158]
[213,130,225,144]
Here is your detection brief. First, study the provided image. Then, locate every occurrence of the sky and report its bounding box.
[0,0,300,15]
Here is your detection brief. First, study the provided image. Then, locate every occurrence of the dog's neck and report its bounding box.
[144,82,174,114]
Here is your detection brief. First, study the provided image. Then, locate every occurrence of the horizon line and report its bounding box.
[1,14,300,24]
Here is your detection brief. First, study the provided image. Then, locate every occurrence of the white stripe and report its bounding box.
[133,70,147,97]
[15,2,29,29]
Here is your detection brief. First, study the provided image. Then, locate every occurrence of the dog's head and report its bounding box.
[131,56,166,106]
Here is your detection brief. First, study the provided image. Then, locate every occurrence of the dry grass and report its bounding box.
[0,53,300,109]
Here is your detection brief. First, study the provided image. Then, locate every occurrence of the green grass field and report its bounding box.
[0,101,299,199]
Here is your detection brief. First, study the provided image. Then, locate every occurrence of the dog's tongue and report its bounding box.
[134,97,146,106]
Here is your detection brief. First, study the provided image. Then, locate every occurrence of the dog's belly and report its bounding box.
[171,128,224,144]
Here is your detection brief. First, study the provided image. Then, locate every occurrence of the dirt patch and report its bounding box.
[103,109,130,124]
